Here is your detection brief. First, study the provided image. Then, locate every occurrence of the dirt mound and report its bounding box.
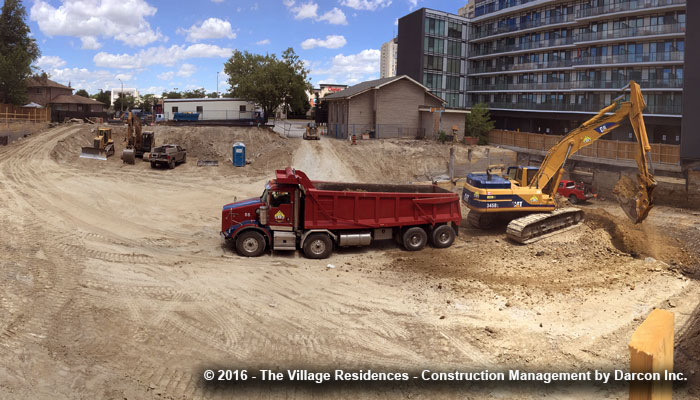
[584,208,691,265]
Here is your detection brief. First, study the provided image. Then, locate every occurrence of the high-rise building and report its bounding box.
[380,38,398,78]
[458,1,475,18]
[467,0,686,144]
[397,9,470,108]
[397,1,689,147]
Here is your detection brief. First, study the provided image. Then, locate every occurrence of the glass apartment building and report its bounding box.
[397,9,470,108]
[467,0,685,143]
[398,1,688,144]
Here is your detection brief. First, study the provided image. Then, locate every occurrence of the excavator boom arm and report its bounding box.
[530,81,656,223]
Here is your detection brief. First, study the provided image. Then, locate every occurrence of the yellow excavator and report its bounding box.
[80,127,115,160]
[462,81,656,244]
[121,111,142,164]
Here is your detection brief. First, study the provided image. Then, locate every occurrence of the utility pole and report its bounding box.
[216,71,219,98]
[118,78,124,114]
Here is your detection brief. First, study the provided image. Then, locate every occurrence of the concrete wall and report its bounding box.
[441,113,466,141]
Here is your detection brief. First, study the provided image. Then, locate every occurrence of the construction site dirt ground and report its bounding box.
[0,124,698,399]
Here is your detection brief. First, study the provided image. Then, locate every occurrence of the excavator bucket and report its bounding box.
[80,146,108,160]
[121,148,136,164]
[613,175,655,223]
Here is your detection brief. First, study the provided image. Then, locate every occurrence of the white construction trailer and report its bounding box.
[162,98,259,121]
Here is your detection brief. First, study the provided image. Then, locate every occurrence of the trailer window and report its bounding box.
[270,191,291,207]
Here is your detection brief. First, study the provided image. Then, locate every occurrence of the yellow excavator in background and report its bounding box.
[121,111,142,164]
[462,81,656,244]
[80,127,115,160]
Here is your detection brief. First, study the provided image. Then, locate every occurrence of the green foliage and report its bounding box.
[437,130,448,143]
[465,102,495,144]
[224,47,310,123]
[0,0,40,104]
[74,89,89,98]
[113,93,136,111]
[92,89,111,106]
[183,88,206,98]
[162,90,182,99]
[206,91,218,98]
[139,94,155,112]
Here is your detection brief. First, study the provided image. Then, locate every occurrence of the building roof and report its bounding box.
[26,77,72,90]
[50,94,105,105]
[162,97,250,102]
[324,75,445,104]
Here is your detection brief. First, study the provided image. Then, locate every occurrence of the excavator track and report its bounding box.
[506,207,584,244]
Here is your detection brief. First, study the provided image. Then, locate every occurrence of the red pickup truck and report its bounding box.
[557,179,595,204]
[221,167,462,259]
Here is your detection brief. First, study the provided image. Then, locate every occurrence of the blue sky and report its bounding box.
[15,0,467,96]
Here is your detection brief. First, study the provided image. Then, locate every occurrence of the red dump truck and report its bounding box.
[221,167,462,259]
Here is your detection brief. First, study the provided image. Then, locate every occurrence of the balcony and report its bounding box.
[573,51,684,67]
[470,36,574,58]
[571,79,684,90]
[465,100,682,115]
[576,0,686,20]
[574,23,686,44]
[471,14,576,41]
[469,59,573,75]
[468,82,572,91]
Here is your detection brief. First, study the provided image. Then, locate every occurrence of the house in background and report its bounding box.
[25,77,106,120]
[324,75,469,139]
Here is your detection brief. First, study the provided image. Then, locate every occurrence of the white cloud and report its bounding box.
[313,49,380,85]
[93,44,233,69]
[177,63,197,77]
[35,55,66,70]
[341,0,392,11]
[80,36,102,50]
[256,39,270,45]
[157,71,175,80]
[292,2,318,19]
[282,0,295,6]
[178,18,236,42]
[30,0,163,47]
[43,67,134,94]
[408,0,418,9]
[251,3,259,10]
[318,8,348,25]
[301,35,347,50]
[211,0,224,2]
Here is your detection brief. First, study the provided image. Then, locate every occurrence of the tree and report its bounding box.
[140,94,155,113]
[92,89,111,106]
[162,90,182,99]
[206,92,218,98]
[465,103,495,145]
[224,47,310,123]
[183,88,206,98]
[113,93,136,111]
[0,0,40,104]
[75,89,89,98]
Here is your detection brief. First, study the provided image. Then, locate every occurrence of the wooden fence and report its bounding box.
[0,104,51,122]
[488,129,681,165]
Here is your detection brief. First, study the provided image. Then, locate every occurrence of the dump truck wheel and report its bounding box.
[236,231,266,257]
[403,227,427,251]
[303,233,333,259]
[431,225,456,248]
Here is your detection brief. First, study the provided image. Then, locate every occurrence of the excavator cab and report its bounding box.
[506,166,540,187]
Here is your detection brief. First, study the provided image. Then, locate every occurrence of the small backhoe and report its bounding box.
[462,81,657,244]
[121,111,142,164]
[80,127,115,160]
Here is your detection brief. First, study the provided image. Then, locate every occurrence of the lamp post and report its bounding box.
[118,78,123,114]
[216,71,219,98]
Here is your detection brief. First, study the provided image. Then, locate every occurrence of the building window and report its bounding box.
[424,37,445,54]
[447,22,462,39]
[239,105,247,112]
[425,17,445,35]
[446,76,460,91]
[423,73,442,90]
[446,59,460,74]
[172,106,178,113]
[423,55,443,71]
[447,40,462,57]
[35,88,42,94]
[196,106,203,113]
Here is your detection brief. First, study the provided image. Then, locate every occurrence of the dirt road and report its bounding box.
[0,125,698,399]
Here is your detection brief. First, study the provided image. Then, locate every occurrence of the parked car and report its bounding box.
[149,144,187,169]
[558,179,595,204]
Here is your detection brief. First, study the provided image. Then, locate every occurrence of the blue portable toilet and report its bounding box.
[233,142,246,167]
